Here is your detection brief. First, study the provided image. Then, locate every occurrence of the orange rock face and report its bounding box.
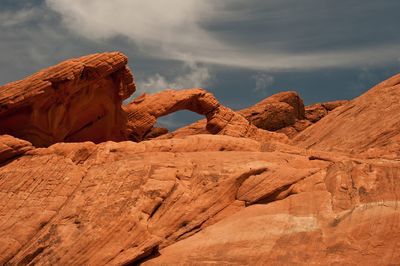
[162,91,347,139]
[123,88,288,143]
[0,52,135,147]
[0,52,399,265]
[294,74,400,158]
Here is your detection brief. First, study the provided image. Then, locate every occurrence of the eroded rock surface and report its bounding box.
[0,135,327,265]
[123,89,288,143]
[0,135,33,164]
[162,91,347,139]
[304,100,349,123]
[295,73,400,158]
[1,133,399,265]
[1,53,399,265]
[0,52,135,147]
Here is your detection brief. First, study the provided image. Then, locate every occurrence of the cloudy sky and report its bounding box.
[1,0,400,129]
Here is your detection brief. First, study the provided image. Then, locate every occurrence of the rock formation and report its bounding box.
[123,88,288,143]
[0,53,287,147]
[157,91,347,140]
[0,52,136,147]
[0,52,399,265]
[294,73,400,158]
[304,100,349,123]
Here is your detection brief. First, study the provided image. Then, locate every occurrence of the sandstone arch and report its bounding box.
[123,88,287,143]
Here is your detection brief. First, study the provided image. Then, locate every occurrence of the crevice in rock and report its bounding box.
[147,201,162,221]
[0,153,31,168]
[18,246,46,266]
[64,114,107,142]
[235,167,269,188]
[147,181,179,223]
[308,155,335,162]
[252,184,294,205]
[125,246,161,266]
[175,220,207,242]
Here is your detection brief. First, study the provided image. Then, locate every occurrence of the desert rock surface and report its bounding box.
[0,52,399,265]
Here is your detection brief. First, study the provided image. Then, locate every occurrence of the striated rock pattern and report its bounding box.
[1,133,399,265]
[161,91,347,139]
[123,88,288,143]
[0,135,33,164]
[0,134,326,265]
[240,91,305,130]
[295,73,400,158]
[304,100,349,123]
[0,52,136,147]
[1,53,400,265]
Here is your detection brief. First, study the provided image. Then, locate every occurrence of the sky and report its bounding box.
[1,0,400,129]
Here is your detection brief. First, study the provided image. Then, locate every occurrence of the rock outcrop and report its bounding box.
[123,88,288,143]
[1,133,399,265]
[295,73,400,158]
[161,91,347,139]
[0,53,288,147]
[0,52,135,147]
[0,135,33,164]
[0,134,327,265]
[304,100,349,123]
[1,52,399,265]
[239,91,305,131]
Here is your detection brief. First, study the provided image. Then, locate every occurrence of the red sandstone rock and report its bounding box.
[305,103,329,122]
[304,100,348,123]
[0,52,136,147]
[0,135,33,164]
[1,133,399,265]
[239,91,305,131]
[161,92,347,139]
[0,53,289,147]
[0,53,399,265]
[160,91,305,139]
[123,89,288,143]
[0,135,326,265]
[295,73,400,158]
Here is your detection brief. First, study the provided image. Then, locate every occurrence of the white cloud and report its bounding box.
[137,62,211,94]
[45,0,222,60]
[252,73,274,92]
[44,0,400,70]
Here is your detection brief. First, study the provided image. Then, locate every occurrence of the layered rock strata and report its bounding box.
[123,88,288,143]
[1,52,399,265]
[160,91,347,139]
[0,52,136,147]
[295,73,400,158]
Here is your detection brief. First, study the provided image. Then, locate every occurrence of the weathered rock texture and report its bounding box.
[295,73,400,158]
[1,133,399,265]
[123,88,288,143]
[0,52,135,147]
[160,91,347,139]
[0,134,328,265]
[1,53,399,265]
[305,100,349,123]
[0,53,289,147]
[0,135,33,164]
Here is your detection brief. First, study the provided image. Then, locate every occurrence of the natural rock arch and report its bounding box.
[123,88,287,143]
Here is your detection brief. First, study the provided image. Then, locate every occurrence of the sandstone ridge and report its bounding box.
[0,52,399,265]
